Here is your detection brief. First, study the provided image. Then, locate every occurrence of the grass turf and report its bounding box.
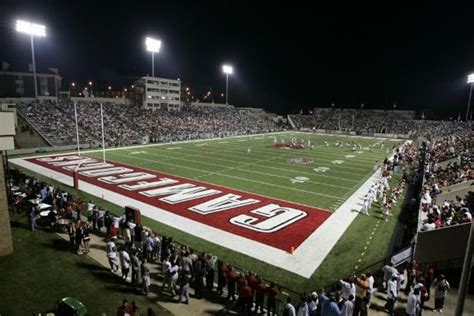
[0,213,173,316]
[9,132,406,295]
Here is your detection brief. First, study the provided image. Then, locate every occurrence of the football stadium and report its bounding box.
[0,2,473,316]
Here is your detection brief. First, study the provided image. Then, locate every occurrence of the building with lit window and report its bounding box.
[135,76,181,110]
[0,70,62,98]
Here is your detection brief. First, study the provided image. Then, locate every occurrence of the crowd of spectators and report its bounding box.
[290,108,473,137]
[17,101,283,147]
[418,129,473,231]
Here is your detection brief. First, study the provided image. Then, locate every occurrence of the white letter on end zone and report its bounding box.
[189,194,260,215]
[229,204,307,233]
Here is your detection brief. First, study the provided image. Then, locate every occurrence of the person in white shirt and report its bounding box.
[106,239,119,272]
[296,297,309,316]
[361,197,370,215]
[382,264,398,291]
[283,297,296,316]
[339,278,356,300]
[341,295,354,316]
[308,292,318,315]
[386,276,399,316]
[421,218,436,232]
[120,249,131,281]
[367,272,375,307]
[406,288,420,316]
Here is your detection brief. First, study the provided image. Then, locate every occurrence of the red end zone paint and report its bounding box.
[26,155,331,252]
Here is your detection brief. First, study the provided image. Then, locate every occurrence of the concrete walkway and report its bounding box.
[57,231,474,315]
[57,232,233,315]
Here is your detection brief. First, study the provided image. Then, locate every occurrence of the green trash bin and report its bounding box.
[55,297,87,316]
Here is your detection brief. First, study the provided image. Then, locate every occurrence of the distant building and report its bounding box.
[134,76,181,110]
[0,70,62,98]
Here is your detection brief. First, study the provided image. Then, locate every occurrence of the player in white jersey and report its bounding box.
[325,140,329,147]
[361,196,370,215]
[247,145,251,154]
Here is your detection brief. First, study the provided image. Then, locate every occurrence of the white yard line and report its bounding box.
[128,150,352,190]
[106,151,342,199]
[163,146,362,182]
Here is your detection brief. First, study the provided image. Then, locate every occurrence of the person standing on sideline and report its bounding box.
[106,239,119,272]
[385,276,399,316]
[120,248,131,281]
[178,273,190,304]
[406,288,420,316]
[366,272,375,307]
[130,249,141,287]
[341,295,354,316]
[433,274,450,313]
[266,282,281,316]
[29,206,37,231]
[81,222,91,254]
[282,297,296,316]
[141,260,151,295]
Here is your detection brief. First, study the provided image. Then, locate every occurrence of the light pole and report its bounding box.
[466,74,474,121]
[145,37,161,77]
[16,20,46,98]
[222,64,233,104]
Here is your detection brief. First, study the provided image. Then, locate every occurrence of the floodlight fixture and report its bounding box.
[467,73,474,84]
[145,37,161,53]
[16,20,46,37]
[222,65,233,75]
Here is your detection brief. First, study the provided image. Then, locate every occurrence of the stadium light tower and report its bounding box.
[15,19,46,98]
[466,74,474,121]
[145,37,161,77]
[222,64,233,104]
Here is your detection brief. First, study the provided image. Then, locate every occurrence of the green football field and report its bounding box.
[13,131,406,295]
[87,131,400,212]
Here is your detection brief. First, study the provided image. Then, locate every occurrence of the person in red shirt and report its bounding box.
[254,277,267,314]
[226,266,237,301]
[217,261,229,296]
[247,272,258,302]
[235,273,246,292]
[237,280,253,315]
[266,282,281,316]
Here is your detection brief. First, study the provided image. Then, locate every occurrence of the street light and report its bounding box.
[16,19,46,98]
[466,74,474,121]
[145,37,161,77]
[222,64,233,104]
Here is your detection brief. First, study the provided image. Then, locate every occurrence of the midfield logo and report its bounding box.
[287,157,314,165]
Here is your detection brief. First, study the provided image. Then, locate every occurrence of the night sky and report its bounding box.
[1,1,474,117]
